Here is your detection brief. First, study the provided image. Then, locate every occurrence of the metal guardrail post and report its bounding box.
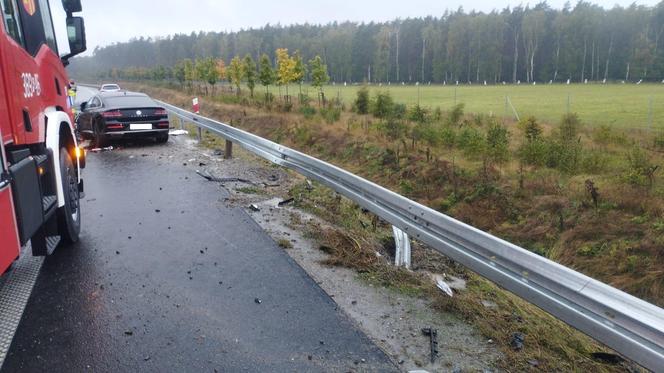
[197,127,202,142]
[225,140,233,159]
[392,226,411,268]
[157,100,664,370]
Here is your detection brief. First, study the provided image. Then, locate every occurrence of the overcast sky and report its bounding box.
[51,0,660,55]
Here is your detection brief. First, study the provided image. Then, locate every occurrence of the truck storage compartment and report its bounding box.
[9,156,43,245]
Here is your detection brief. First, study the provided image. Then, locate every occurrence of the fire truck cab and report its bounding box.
[0,0,86,274]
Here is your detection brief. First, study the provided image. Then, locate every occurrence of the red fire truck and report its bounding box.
[0,0,87,274]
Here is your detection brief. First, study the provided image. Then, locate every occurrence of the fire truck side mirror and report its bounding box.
[66,17,86,57]
[62,0,83,13]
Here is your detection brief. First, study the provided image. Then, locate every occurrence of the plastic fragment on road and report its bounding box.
[435,277,454,297]
[89,146,113,153]
[169,129,188,136]
[392,226,411,268]
[195,170,253,184]
[277,198,294,207]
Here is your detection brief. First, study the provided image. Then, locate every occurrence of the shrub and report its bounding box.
[433,107,443,121]
[518,140,547,167]
[625,146,659,187]
[293,125,313,146]
[379,118,407,141]
[440,125,456,148]
[393,103,407,119]
[486,122,510,166]
[354,86,370,114]
[320,106,341,124]
[654,132,664,150]
[580,149,610,174]
[299,105,316,119]
[448,103,465,125]
[299,93,311,106]
[519,116,542,142]
[407,104,429,124]
[593,124,613,146]
[559,113,581,142]
[457,127,486,159]
[412,122,438,146]
[371,91,394,118]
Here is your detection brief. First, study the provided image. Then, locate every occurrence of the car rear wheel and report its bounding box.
[156,132,169,144]
[94,125,108,148]
[57,147,81,243]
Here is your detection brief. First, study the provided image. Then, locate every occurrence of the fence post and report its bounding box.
[224,140,233,159]
[197,127,202,142]
[648,97,653,131]
[392,226,411,269]
[567,94,571,114]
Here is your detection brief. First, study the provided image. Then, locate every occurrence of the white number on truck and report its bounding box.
[21,73,42,98]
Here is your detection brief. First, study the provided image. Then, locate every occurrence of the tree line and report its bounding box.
[71,1,664,84]
[112,49,330,103]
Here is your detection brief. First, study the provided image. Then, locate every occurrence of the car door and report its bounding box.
[79,96,101,132]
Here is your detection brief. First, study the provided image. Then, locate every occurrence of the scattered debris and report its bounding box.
[254,298,262,304]
[199,162,206,167]
[480,300,498,309]
[527,359,540,367]
[212,149,223,156]
[195,170,252,184]
[124,330,133,336]
[249,204,260,212]
[421,328,439,363]
[510,333,525,351]
[591,352,625,364]
[143,356,151,361]
[277,198,295,207]
[168,129,188,136]
[435,277,454,297]
[89,146,114,153]
[155,209,161,213]
[306,180,314,190]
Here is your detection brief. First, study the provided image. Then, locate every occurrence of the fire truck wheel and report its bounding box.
[57,147,81,243]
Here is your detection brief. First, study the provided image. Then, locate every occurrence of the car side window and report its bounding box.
[88,97,101,109]
[1,0,24,46]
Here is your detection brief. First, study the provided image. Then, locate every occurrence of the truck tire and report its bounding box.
[57,147,81,243]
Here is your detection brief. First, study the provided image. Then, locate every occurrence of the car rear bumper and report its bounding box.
[105,129,169,137]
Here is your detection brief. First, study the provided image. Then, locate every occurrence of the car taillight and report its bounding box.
[154,109,167,116]
[103,110,123,118]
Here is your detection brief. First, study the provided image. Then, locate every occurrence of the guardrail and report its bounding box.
[158,99,664,371]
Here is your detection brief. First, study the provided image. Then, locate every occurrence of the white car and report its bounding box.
[100,83,122,92]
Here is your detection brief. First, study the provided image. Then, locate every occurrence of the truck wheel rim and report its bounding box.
[67,165,79,222]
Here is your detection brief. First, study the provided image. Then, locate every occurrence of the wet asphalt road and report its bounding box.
[2,139,396,371]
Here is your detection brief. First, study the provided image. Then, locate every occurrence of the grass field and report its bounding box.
[302,83,664,129]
